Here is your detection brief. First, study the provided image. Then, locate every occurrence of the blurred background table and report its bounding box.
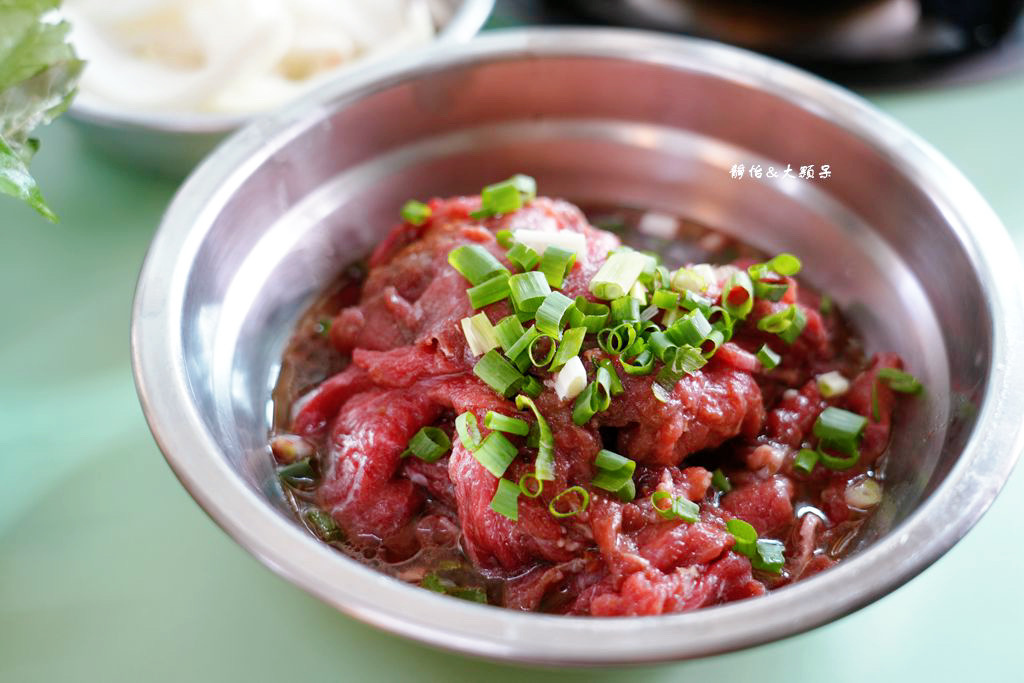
[2,3,1022,681]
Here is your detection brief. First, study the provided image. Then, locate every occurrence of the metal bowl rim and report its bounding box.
[131,27,1024,665]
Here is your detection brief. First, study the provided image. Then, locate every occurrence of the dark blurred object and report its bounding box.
[542,0,1024,84]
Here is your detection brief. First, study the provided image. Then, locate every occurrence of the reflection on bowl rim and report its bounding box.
[131,28,1024,665]
[68,0,495,133]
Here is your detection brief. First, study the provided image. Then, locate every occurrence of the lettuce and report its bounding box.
[0,0,82,221]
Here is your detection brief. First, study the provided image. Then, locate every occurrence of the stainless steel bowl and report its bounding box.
[67,0,494,177]
[131,29,1024,665]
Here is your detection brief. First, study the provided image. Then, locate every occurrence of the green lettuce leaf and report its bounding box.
[0,0,82,221]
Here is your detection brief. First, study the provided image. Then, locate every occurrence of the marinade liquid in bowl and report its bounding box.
[267,179,922,615]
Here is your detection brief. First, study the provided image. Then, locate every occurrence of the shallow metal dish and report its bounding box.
[67,0,494,177]
[131,29,1024,665]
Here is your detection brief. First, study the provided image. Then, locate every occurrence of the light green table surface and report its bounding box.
[2,51,1023,683]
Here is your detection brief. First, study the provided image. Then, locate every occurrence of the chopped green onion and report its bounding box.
[305,508,343,542]
[527,334,558,367]
[681,289,713,313]
[597,323,637,355]
[535,291,576,337]
[727,518,758,557]
[401,426,451,462]
[490,477,521,521]
[538,246,576,288]
[467,273,511,309]
[508,271,551,314]
[554,355,588,400]
[591,449,636,500]
[504,326,541,366]
[610,296,641,323]
[569,297,610,333]
[769,253,802,276]
[794,448,819,474]
[817,371,850,398]
[278,458,314,486]
[495,229,514,248]
[753,280,789,302]
[596,359,624,396]
[507,242,540,272]
[401,199,431,225]
[651,382,672,403]
[590,250,649,300]
[778,305,807,344]
[721,271,755,320]
[550,327,586,371]
[878,367,924,394]
[513,228,585,257]
[571,381,610,426]
[519,472,543,498]
[455,412,482,451]
[813,407,867,447]
[621,348,655,375]
[520,375,544,398]
[471,431,518,477]
[650,492,700,523]
[549,486,590,518]
[494,315,526,353]
[698,328,725,359]
[756,344,781,370]
[671,265,712,293]
[515,395,555,480]
[712,468,732,493]
[629,280,649,305]
[483,411,530,436]
[818,445,861,470]
[474,350,524,397]
[819,294,833,315]
[421,573,488,603]
[640,304,660,322]
[479,175,532,216]
[653,289,679,309]
[668,309,712,347]
[647,330,675,362]
[751,539,786,573]
[460,312,500,356]
[448,244,508,285]
[656,345,706,392]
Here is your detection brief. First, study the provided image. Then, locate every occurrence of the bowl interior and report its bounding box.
[140,31,1020,664]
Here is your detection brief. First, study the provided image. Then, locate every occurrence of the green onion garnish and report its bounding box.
[504,326,541,368]
[478,174,536,217]
[471,431,518,477]
[448,244,508,286]
[590,250,650,300]
[816,371,850,398]
[793,448,819,474]
[652,289,679,309]
[549,486,590,518]
[596,359,624,396]
[681,289,713,314]
[519,472,543,498]
[401,426,451,462]
[473,350,524,397]
[279,458,315,487]
[483,411,530,436]
[756,344,781,370]
[515,394,555,481]
[818,447,861,470]
[527,333,558,367]
[667,309,712,347]
[751,539,786,573]
[591,449,636,501]
[550,327,586,371]
[650,491,700,523]
[721,271,754,320]
[538,246,576,288]
[507,241,540,272]
[520,375,544,398]
[778,304,807,344]
[489,477,521,521]
[571,379,611,426]
[508,271,551,314]
[455,412,482,451]
[568,297,611,333]
[819,294,833,315]
[494,315,526,353]
[596,323,637,355]
[610,296,641,324]
[460,312,500,356]
[769,253,802,276]
[421,573,488,603]
[305,508,343,542]
[727,518,758,556]
[401,199,431,226]
[621,348,654,375]
[495,229,514,248]
[711,468,732,493]
[535,291,576,337]
[877,367,924,394]
[467,273,511,309]
[813,407,867,447]
[757,304,807,344]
